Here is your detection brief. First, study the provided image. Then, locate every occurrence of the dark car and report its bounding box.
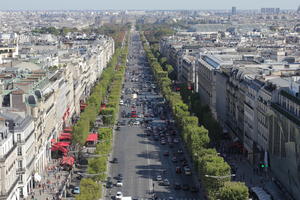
[106,181,113,188]
[190,186,199,193]
[174,183,181,190]
[182,184,190,191]
[175,167,182,174]
[163,151,170,156]
[117,174,123,180]
[111,158,118,164]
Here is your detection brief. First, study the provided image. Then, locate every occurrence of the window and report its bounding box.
[17,147,22,156]
[18,175,23,182]
[18,160,23,169]
[17,134,21,142]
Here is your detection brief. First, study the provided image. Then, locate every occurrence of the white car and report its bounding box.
[133,121,140,125]
[156,175,162,181]
[116,191,123,199]
[119,100,124,105]
[116,180,123,187]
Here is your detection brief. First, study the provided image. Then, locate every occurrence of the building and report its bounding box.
[0,111,35,198]
[232,7,237,15]
[0,118,19,200]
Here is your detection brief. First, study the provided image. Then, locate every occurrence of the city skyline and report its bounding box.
[1,0,299,10]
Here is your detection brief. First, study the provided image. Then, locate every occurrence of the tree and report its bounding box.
[219,182,249,200]
[159,57,167,66]
[76,178,101,200]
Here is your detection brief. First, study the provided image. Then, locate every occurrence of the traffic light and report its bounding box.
[259,161,268,168]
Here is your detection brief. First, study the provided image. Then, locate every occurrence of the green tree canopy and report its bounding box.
[219,181,249,200]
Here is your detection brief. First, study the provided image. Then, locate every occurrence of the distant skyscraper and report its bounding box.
[261,7,280,14]
[232,6,237,15]
[297,5,300,13]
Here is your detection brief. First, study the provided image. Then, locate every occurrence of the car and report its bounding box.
[171,156,178,163]
[163,179,170,186]
[190,186,199,193]
[182,184,190,191]
[156,175,162,181]
[116,180,123,187]
[106,181,113,188]
[76,174,83,180]
[133,121,140,125]
[174,183,181,190]
[163,151,169,156]
[173,138,179,143]
[116,191,123,199]
[184,166,192,175]
[160,140,166,145]
[119,100,124,105]
[116,126,120,131]
[177,149,183,154]
[72,186,80,194]
[111,158,118,163]
[175,167,182,174]
[117,173,123,180]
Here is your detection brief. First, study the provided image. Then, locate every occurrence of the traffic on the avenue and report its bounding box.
[106,31,201,200]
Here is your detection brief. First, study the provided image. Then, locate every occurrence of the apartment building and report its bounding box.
[0,110,35,198]
[0,35,114,199]
[0,118,19,200]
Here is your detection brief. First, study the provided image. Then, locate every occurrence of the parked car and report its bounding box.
[72,186,80,194]
[111,158,118,163]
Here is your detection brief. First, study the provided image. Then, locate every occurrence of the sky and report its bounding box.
[1,0,298,10]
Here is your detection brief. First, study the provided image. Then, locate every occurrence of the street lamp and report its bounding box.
[204,174,236,179]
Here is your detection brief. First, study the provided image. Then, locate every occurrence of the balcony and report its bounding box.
[17,168,25,174]
[271,103,300,126]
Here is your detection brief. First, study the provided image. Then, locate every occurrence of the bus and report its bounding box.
[249,187,272,200]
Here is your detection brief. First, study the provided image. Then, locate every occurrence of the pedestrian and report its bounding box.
[39,189,42,195]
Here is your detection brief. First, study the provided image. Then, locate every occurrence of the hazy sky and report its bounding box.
[1,0,298,10]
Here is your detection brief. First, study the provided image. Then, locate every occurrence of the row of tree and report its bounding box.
[75,34,129,200]
[140,32,248,200]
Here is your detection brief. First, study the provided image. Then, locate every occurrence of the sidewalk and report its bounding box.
[220,141,286,200]
[26,159,70,200]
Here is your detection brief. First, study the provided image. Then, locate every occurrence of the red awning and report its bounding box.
[59,135,72,141]
[60,132,72,137]
[60,156,75,166]
[86,133,98,142]
[54,142,70,147]
[64,127,73,132]
[51,145,69,153]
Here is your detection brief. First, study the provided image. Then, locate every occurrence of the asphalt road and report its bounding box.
[106,31,201,200]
